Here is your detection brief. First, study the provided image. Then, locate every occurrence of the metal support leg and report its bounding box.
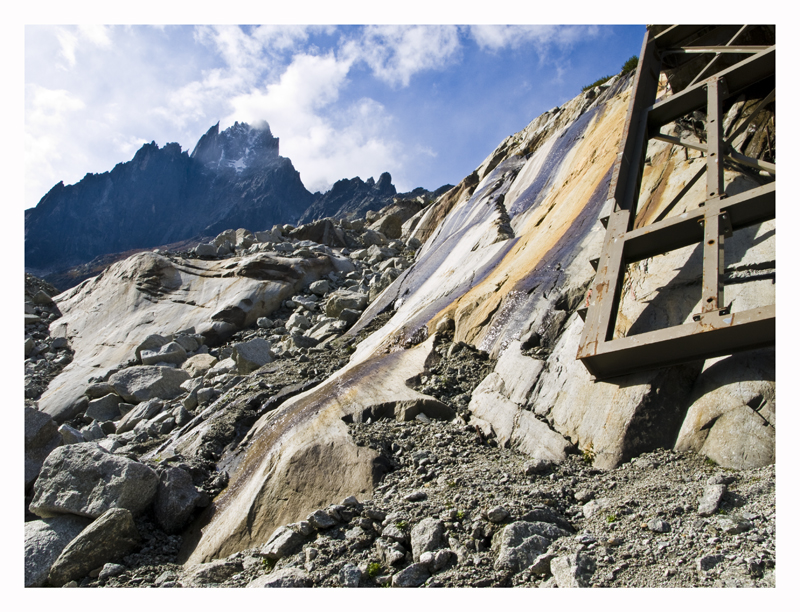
[705,77,727,201]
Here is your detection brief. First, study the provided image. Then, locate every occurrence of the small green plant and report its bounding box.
[621,55,639,75]
[455,510,465,521]
[704,457,718,468]
[261,557,276,571]
[367,562,382,578]
[717,508,729,516]
[582,443,596,465]
[395,520,408,530]
[606,513,618,524]
[447,480,458,489]
[582,75,613,92]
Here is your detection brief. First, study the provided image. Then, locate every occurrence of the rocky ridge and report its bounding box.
[25,120,448,286]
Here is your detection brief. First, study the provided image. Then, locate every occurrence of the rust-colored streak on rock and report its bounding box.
[430,94,630,349]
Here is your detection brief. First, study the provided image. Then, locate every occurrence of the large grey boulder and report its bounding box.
[493,521,564,573]
[25,406,62,492]
[24,515,91,587]
[109,366,190,403]
[232,338,273,374]
[247,567,310,588]
[550,551,595,587]
[182,353,218,378]
[675,349,775,469]
[325,290,368,318]
[115,399,163,434]
[29,442,158,518]
[140,341,188,366]
[410,518,445,562]
[183,558,243,586]
[84,393,122,423]
[260,526,306,560]
[153,466,203,533]
[48,508,140,587]
[392,563,430,587]
[134,334,168,362]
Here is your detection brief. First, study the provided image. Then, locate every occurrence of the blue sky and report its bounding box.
[24,23,645,210]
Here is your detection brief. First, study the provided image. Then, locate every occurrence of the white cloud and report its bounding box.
[78,25,112,48]
[470,25,597,52]
[348,25,461,87]
[25,84,86,204]
[55,25,113,70]
[56,28,78,68]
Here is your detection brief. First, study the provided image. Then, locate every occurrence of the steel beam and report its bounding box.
[577,25,775,380]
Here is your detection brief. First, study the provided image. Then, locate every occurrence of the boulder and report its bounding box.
[109,366,190,404]
[550,551,595,588]
[410,518,445,562]
[141,341,188,366]
[84,394,122,423]
[309,280,330,296]
[29,442,158,519]
[182,353,218,378]
[48,508,140,587]
[207,358,236,377]
[392,563,430,587]
[58,423,85,445]
[135,334,169,362]
[289,218,347,248]
[261,526,306,560]
[25,406,62,492]
[325,290,368,318]
[24,515,91,587]
[675,349,775,469]
[153,466,203,533]
[360,229,387,247]
[493,521,558,573]
[232,338,273,374]
[183,558,243,586]
[247,567,310,588]
[115,399,163,434]
[368,213,403,239]
[85,382,116,399]
[194,243,217,257]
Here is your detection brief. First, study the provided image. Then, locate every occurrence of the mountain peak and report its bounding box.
[191,120,280,173]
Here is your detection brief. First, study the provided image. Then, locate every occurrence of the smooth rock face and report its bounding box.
[24,514,91,587]
[48,508,140,587]
[38,251,337,421]
[153,467,203,533]
[30,442,158,519]
[109,366,190,404]
[182,353,218,377]
[24,406,62,492]
[183,336,442,564]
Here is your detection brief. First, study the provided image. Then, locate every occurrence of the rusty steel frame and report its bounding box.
[577,25,775,380]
